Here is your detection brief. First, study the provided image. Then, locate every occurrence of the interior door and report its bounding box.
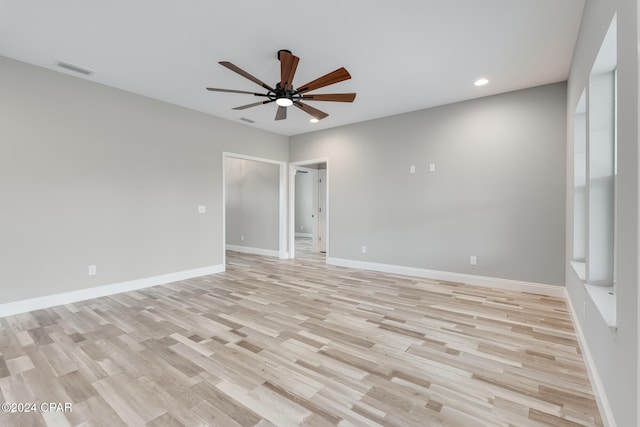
[318,169,327,253]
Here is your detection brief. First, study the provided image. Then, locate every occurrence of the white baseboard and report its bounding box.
[564,292,616,427]
[326,257,565,298]
[295,233,313,238]
[226,245,280,258]
[0,264,225,318]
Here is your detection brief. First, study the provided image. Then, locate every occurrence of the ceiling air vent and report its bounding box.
[239,117,255,123]
[56,60,95,75]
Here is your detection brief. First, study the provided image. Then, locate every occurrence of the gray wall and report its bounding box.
[0,55,288,305]
[225,157,280,251]
[565,0,638,425]
[290,82,567,286]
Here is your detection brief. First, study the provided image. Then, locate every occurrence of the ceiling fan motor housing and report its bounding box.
[268,82,302,104]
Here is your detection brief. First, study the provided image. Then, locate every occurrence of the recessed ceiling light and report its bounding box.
[474,78,489,86]
[309,118,319,123]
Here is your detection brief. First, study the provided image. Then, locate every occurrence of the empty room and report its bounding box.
[0,1,638,426]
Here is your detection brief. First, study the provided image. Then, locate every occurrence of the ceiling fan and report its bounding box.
[206,49,356,121]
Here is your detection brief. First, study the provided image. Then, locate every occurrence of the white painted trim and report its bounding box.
[226,245,280,258]
[0,264,225,318]
[222,151,285,166]
[288,164,296,259]
[221,154,227,270]
[570,260,587,281]
[326,257,566,297]
[295,233,313,238]
[278,159,288,259]
[637,23,640,425]
[584,284,617,330]
[565,291,616,427]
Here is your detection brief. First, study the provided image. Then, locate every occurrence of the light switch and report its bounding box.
[198,205,206,213]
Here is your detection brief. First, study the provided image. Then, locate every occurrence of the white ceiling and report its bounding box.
[0,0,585,136]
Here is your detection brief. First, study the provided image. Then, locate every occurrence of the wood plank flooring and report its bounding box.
[0,239,603,426]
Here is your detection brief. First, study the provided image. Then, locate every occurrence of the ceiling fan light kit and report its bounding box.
[206,49,356,122]
[275,96,294,107]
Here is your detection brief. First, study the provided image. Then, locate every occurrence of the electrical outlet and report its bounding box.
[88,265,97,276]
[241,235,245,241]
[409,165,416,174]
[362,246,367,254]
[429,163,436,172]
[470,256,477,266]
[582,301,586,318]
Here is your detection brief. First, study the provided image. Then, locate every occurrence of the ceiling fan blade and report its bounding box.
[275,106,287,121]
[293,102,329,120]
[296,67,351,94]
[280,51,300,90]
[232,100,274,110]
[301,93,356,102]
[219,61,274,91]
[206,87,268,96]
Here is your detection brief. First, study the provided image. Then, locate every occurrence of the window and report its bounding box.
[571,15,617,328]
[573,91,586,269]
[587,68,616,287]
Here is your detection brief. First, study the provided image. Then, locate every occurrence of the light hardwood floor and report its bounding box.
[0,239,602,426]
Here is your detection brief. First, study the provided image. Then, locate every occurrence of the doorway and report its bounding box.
[222,152,288,266]
[289,159,328,260]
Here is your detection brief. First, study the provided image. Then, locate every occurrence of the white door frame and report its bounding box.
[222,152,288,266]
[292,166,319,246]
[317,168,327,253]
[289,158,329,259]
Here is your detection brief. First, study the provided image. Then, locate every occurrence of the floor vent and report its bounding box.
[239,117,255,123]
